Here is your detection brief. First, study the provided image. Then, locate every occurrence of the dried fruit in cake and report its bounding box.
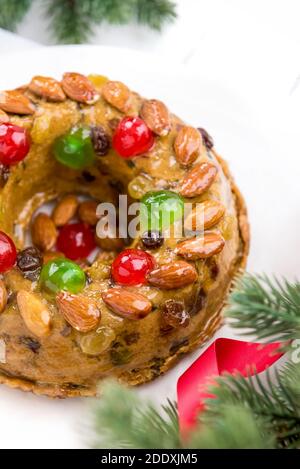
[111,249,155,285]
[112,116,155,158]
[0,231,17,273]
[57,222,96,260]
[141,190,184,231]
[17,247,43,281]
[40,258,86,294]
[53,127,95,169]
[0,123,30,165]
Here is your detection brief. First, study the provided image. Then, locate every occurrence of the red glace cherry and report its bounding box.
[57,222,96,260]
[0,231,17,272]
[0,123,30,165]
[111,249,155,285]
[112,116,155,158]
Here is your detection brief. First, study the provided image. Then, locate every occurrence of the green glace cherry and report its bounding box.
[40,258,86,294]
[140,190,184,232]
[53,127,95,169]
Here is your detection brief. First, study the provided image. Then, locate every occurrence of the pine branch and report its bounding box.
[90,380,278,449]
[90,363,300,449]
[202,363,300,448]
[137,0,177,31]
[45,0,102,44]
[91,381,181,449]
[44,0,177,44]
[226,274,300,341]
[0,0,32,31]
[189,404,275,449]
[95,0,137,24]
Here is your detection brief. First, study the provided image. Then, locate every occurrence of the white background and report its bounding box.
[0,0,299,449]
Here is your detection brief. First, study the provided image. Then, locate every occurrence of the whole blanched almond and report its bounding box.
[174,126,202,166]
[78,200,99,226]
[0,279,7,314]
[0,90,35,115]
[31,213,57,251]
[62,72,99,104]
[102,288,152,320]
[56,292,100,332]
[140,99,170,136]
[175,232,225,260]
[180,162,218,198]
[101,80,131,112]
[29,76,66,102]
[52,194,78,227]
[184,199,225,231]
[147,261,198,290]
[0,110,9,123]
[17,290,51,337]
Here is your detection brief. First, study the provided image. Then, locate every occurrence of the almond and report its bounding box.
[56,292,100,332]
[0,110,9,123]
[28,76,66,102]
[17,290,51,337]
[0,279,7,314]
[0,90,35,115]
[175,232,225,260]
[140,99,170,136]
[78,200,99,226]
[184,199,225,231]
[101,80,131,112]
[52,194,78,226]
[102,288,152,320]
[31,213,57,251]
[180,162,218,198]
[174,126,202,166]
[147,261,198,290]
[62,72,99,104]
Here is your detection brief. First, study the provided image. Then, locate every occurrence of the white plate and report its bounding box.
[0,45,299,449]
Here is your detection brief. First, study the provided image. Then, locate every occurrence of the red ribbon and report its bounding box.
[177,338,283,434]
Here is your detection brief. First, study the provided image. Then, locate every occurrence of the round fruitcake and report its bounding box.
[0,73,249,397]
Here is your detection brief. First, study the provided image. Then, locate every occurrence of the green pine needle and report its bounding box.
[95,0,137,25]
[137,0,177,31]
[90,362,300,449]
[226,274,300,341]
[0,0,177,44]
[91,381,181,448]
[189,404,275,449]
[0,0,32,31]
[202,363,300,448]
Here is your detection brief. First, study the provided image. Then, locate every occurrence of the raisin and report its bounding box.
[142,230,164,249]
[198,127,214,150]
[109,179,124,194]
[0,164,10,187]
[161,299,190,329]
[209,258,219,280]
[189,288,207,316]
[82,171,96,183]
[110,342,132,365]
[91,126,110,156]
[123,332,140,345]
[17,246,42,281]
[19,336,41,353]
[126,160,135,169]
